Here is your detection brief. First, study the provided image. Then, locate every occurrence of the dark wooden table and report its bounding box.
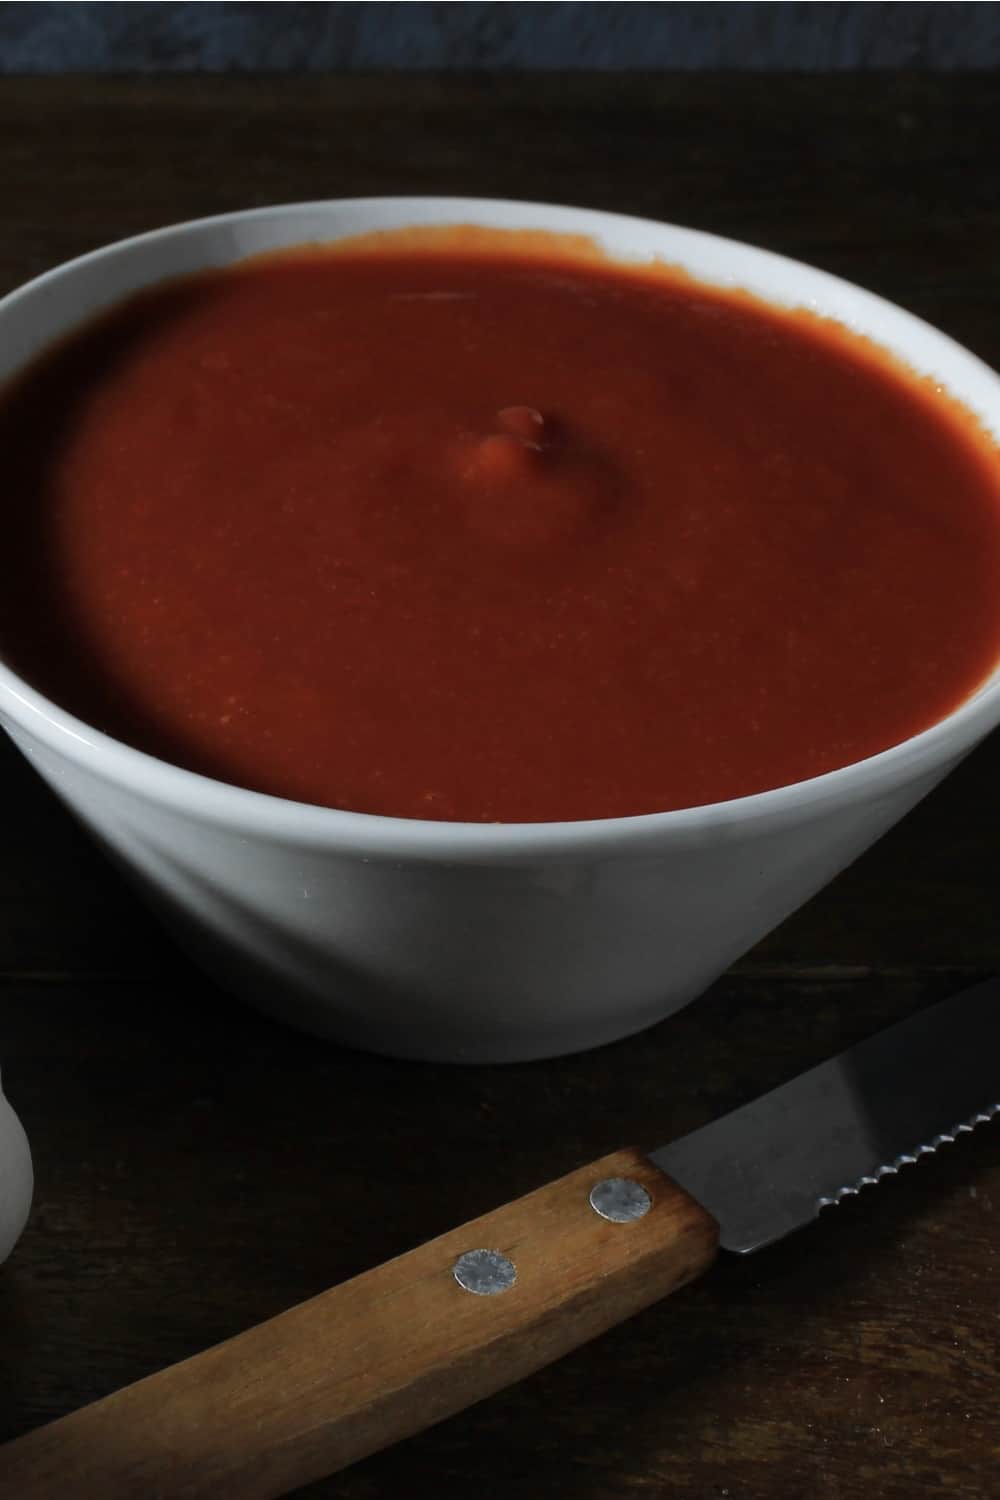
[1,74,998,1499]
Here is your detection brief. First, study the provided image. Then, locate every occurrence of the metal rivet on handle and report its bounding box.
[589,1177,653,1223]
[453,1248,517,1295]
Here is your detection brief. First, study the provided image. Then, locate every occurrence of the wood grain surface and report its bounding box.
[0,74,998,1500]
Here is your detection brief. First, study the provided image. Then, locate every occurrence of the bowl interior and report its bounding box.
[1,197,1000,851]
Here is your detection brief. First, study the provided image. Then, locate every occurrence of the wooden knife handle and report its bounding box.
[0,1147,718,1500]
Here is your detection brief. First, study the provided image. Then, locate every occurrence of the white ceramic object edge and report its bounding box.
[0,1074,32,1265]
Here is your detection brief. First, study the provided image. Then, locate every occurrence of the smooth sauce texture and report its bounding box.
[2,233,1000,822]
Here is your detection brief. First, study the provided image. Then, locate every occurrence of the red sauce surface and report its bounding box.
[2,232,1000,822]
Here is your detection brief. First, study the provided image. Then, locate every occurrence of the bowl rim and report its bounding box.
[1,193,999,858]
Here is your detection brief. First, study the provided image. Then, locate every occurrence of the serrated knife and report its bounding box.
[1,980,997,1500]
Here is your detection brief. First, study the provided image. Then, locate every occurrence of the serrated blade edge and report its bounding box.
[653,979,1000,1253]
[817,1099,1000,1208]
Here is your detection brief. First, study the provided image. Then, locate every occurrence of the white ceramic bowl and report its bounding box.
[2,198,999,1063]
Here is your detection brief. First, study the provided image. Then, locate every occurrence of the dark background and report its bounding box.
[2,0,1000,73]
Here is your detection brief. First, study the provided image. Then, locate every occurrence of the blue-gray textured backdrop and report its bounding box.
[1,2,998,72]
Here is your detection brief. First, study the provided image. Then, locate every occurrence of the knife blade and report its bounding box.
[655,975,1000,1253]
[1,981,997,1500]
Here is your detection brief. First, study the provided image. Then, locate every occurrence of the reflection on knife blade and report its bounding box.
[654,975,1000,1252]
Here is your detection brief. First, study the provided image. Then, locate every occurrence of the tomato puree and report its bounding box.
[2,233,1000,822]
